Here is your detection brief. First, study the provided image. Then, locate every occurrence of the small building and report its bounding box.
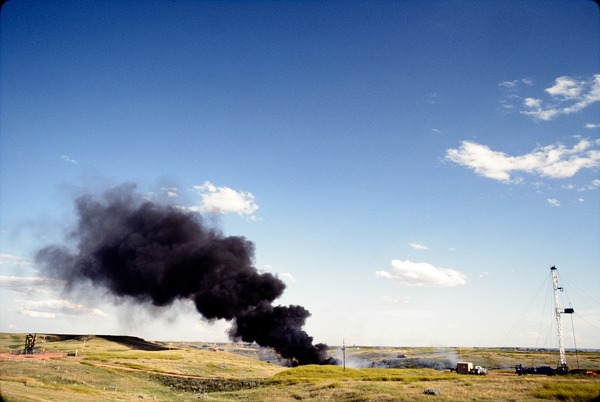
[456,362,473,374]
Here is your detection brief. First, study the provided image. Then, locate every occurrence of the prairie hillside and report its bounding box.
[1,333,599,401]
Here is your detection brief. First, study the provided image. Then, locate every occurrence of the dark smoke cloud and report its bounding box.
[36,183,333,365]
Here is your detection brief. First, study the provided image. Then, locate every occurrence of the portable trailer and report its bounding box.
[456,362,487,375]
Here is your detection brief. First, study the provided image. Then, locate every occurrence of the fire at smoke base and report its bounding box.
[35,183,333,365]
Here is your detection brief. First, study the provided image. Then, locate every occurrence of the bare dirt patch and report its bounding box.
[0,352,67,360]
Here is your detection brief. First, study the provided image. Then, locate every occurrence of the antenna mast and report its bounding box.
[550,266,567,371]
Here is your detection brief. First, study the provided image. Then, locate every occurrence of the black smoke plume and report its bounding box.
[36,184,333,365]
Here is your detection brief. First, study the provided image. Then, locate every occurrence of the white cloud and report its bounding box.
[409,241,428,250]
[375,259,467,287]
[18,298,107,317]
[0,275,63,294]
[498,78,533,89]
[378,309,434,318]
[546,198,561,207]
[378,295,410,304]
[161,187,179,198]
[0,254,35,267]
[585,123,600,129]
[192,181,259,220]
[524,97,541,108]
[499,80,518,89]
[23,310,56,318]
[521,78,534,86]
[426,92,437,104]
[499,99,516,110]
[60,154,77,164]
[545,76,585,98]
[521,74,600,121]
[278,272,297,283]
[446,138,600,183]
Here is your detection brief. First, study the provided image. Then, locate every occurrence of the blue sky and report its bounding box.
[1,0,599,350]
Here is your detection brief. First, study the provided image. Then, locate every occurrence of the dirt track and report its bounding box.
[0,352,67,360]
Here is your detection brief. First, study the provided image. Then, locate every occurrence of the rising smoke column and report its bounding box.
[36,183,332,365]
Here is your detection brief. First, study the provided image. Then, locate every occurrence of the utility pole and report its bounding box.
[550,266,567,372]
[342,339,346,371]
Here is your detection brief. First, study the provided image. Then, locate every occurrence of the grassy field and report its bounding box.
[1,333,599,401]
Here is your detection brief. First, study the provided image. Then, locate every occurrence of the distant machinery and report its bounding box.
[515,266,574,376]
[550,265,572,374]
[456,362,487,375]
[24,333,37,354]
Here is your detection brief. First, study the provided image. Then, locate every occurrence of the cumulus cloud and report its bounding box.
[585,123,600,129]
[545,76,585,98]
[192,181,259,220]
[375,260,466,287]
[446,138,600,183]
[160,187,179,198]
[546,198,561,207]
[524,98,542,108]
[521,74,600,121]
[409,242,428,250]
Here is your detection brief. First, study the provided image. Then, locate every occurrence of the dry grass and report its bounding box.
[1,333,599,402]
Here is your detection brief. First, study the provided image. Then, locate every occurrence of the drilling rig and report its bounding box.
[550,265,570,374]
[515,266,573,375]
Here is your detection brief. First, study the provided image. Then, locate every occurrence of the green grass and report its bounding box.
[272,365,460,383]
[82,349,183,361]
[2,333,600,402]
[533,380,600,401]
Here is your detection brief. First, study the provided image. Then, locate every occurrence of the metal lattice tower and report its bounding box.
[550,266,566,368]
